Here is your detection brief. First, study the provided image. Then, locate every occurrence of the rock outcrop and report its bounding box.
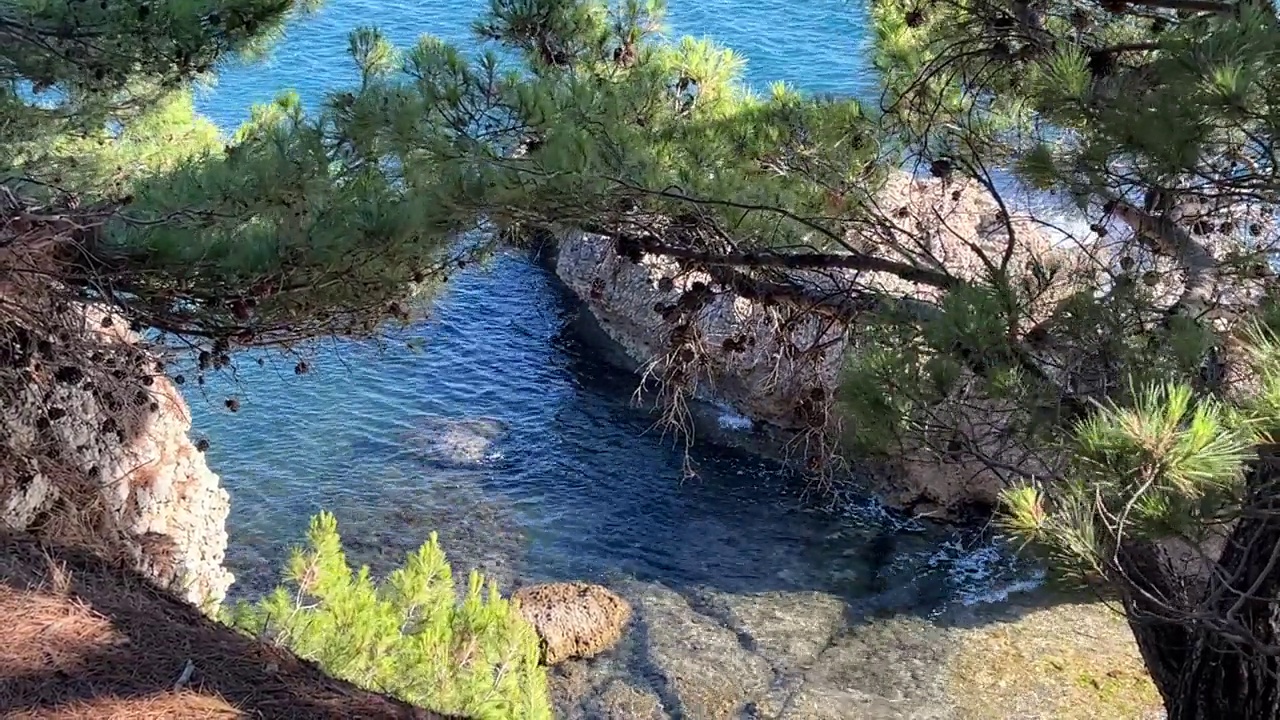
[554,231,845,431]
[0,243,233,608]
[553,171,1094,517]
[513,582,633,665]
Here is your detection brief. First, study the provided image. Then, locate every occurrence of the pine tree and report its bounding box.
[222,512,552,720]
[2,0,487,349]
[869,0,1280,716]
[4,0,891,351]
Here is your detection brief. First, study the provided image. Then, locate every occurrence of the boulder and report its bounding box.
[513,582,633,665]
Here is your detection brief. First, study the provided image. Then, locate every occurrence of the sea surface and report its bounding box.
[194,0,877,128]
[185,1,1043,711]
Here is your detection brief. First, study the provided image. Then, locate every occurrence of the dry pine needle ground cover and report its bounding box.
[0,531,467,720]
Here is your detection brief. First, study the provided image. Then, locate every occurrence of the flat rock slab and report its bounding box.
[711,589,847,672]
[777,617,959,720]
[541,575,1150,720]
[630,581,774,720]
[552,579,969,720]
[588,679,668,720]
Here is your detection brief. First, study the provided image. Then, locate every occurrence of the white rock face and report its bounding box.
[1,248,232,607]
[554,229,846,430]
[552,172,1092,516]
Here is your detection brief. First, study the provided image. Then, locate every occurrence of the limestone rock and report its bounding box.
[587,679,667,720]
[629,581,773,720]
[0,244,233,608]
[513,582,633,665]
[553,171,1091,518]
[778,617,956,720]
[554,229,845,431]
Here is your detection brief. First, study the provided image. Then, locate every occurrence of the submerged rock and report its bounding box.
[628,582,774,720]
[513,582,633,665]
[397,416,506,468]
[587,679,667,720]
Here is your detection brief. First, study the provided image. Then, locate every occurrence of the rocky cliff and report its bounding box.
[0,243,233,608]
[553,172,1092,517]
[554,228,847,431]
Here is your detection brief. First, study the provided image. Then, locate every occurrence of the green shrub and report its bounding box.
[221,511,552,720]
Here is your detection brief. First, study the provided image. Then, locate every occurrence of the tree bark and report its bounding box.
[1121,462,1280,719]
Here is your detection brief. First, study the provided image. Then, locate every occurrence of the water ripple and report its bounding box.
[186,253,1036,614]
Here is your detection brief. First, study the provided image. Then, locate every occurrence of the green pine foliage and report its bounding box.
[6,0,891,346]
[854,0,1280,465]
[872,0,1280,211]
[221,512,552,720]
[13,0,1280,708]
[1,0,313,150]
[1000,325,1280,581]
[1000,379,1255,579]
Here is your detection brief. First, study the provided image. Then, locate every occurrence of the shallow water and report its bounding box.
[187,253,1039,716]
[187,1,1045,715]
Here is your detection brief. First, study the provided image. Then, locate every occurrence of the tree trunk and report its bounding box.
[1120,463,1280,719]
[1165,630,1280,719]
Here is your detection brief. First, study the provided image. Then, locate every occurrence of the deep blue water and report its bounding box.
[188,0,1032,610]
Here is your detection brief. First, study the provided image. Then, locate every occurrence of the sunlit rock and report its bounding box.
[513,582,633,665]
[0,244,232,608]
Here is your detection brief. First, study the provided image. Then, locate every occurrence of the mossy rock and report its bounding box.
[947,600,1162,719]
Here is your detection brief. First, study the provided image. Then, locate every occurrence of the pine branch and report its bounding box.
[1108,197,1221,319]
[624,234,962,289]
[1118,0,1239,13]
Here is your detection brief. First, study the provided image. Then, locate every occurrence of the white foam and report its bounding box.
[840,494,928,533]
[926,536,1045,607]
[958,572,1047,606]
[715,404,754,430]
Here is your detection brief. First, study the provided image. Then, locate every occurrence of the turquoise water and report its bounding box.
[194,0,875,129]
[188,0,1031,631]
